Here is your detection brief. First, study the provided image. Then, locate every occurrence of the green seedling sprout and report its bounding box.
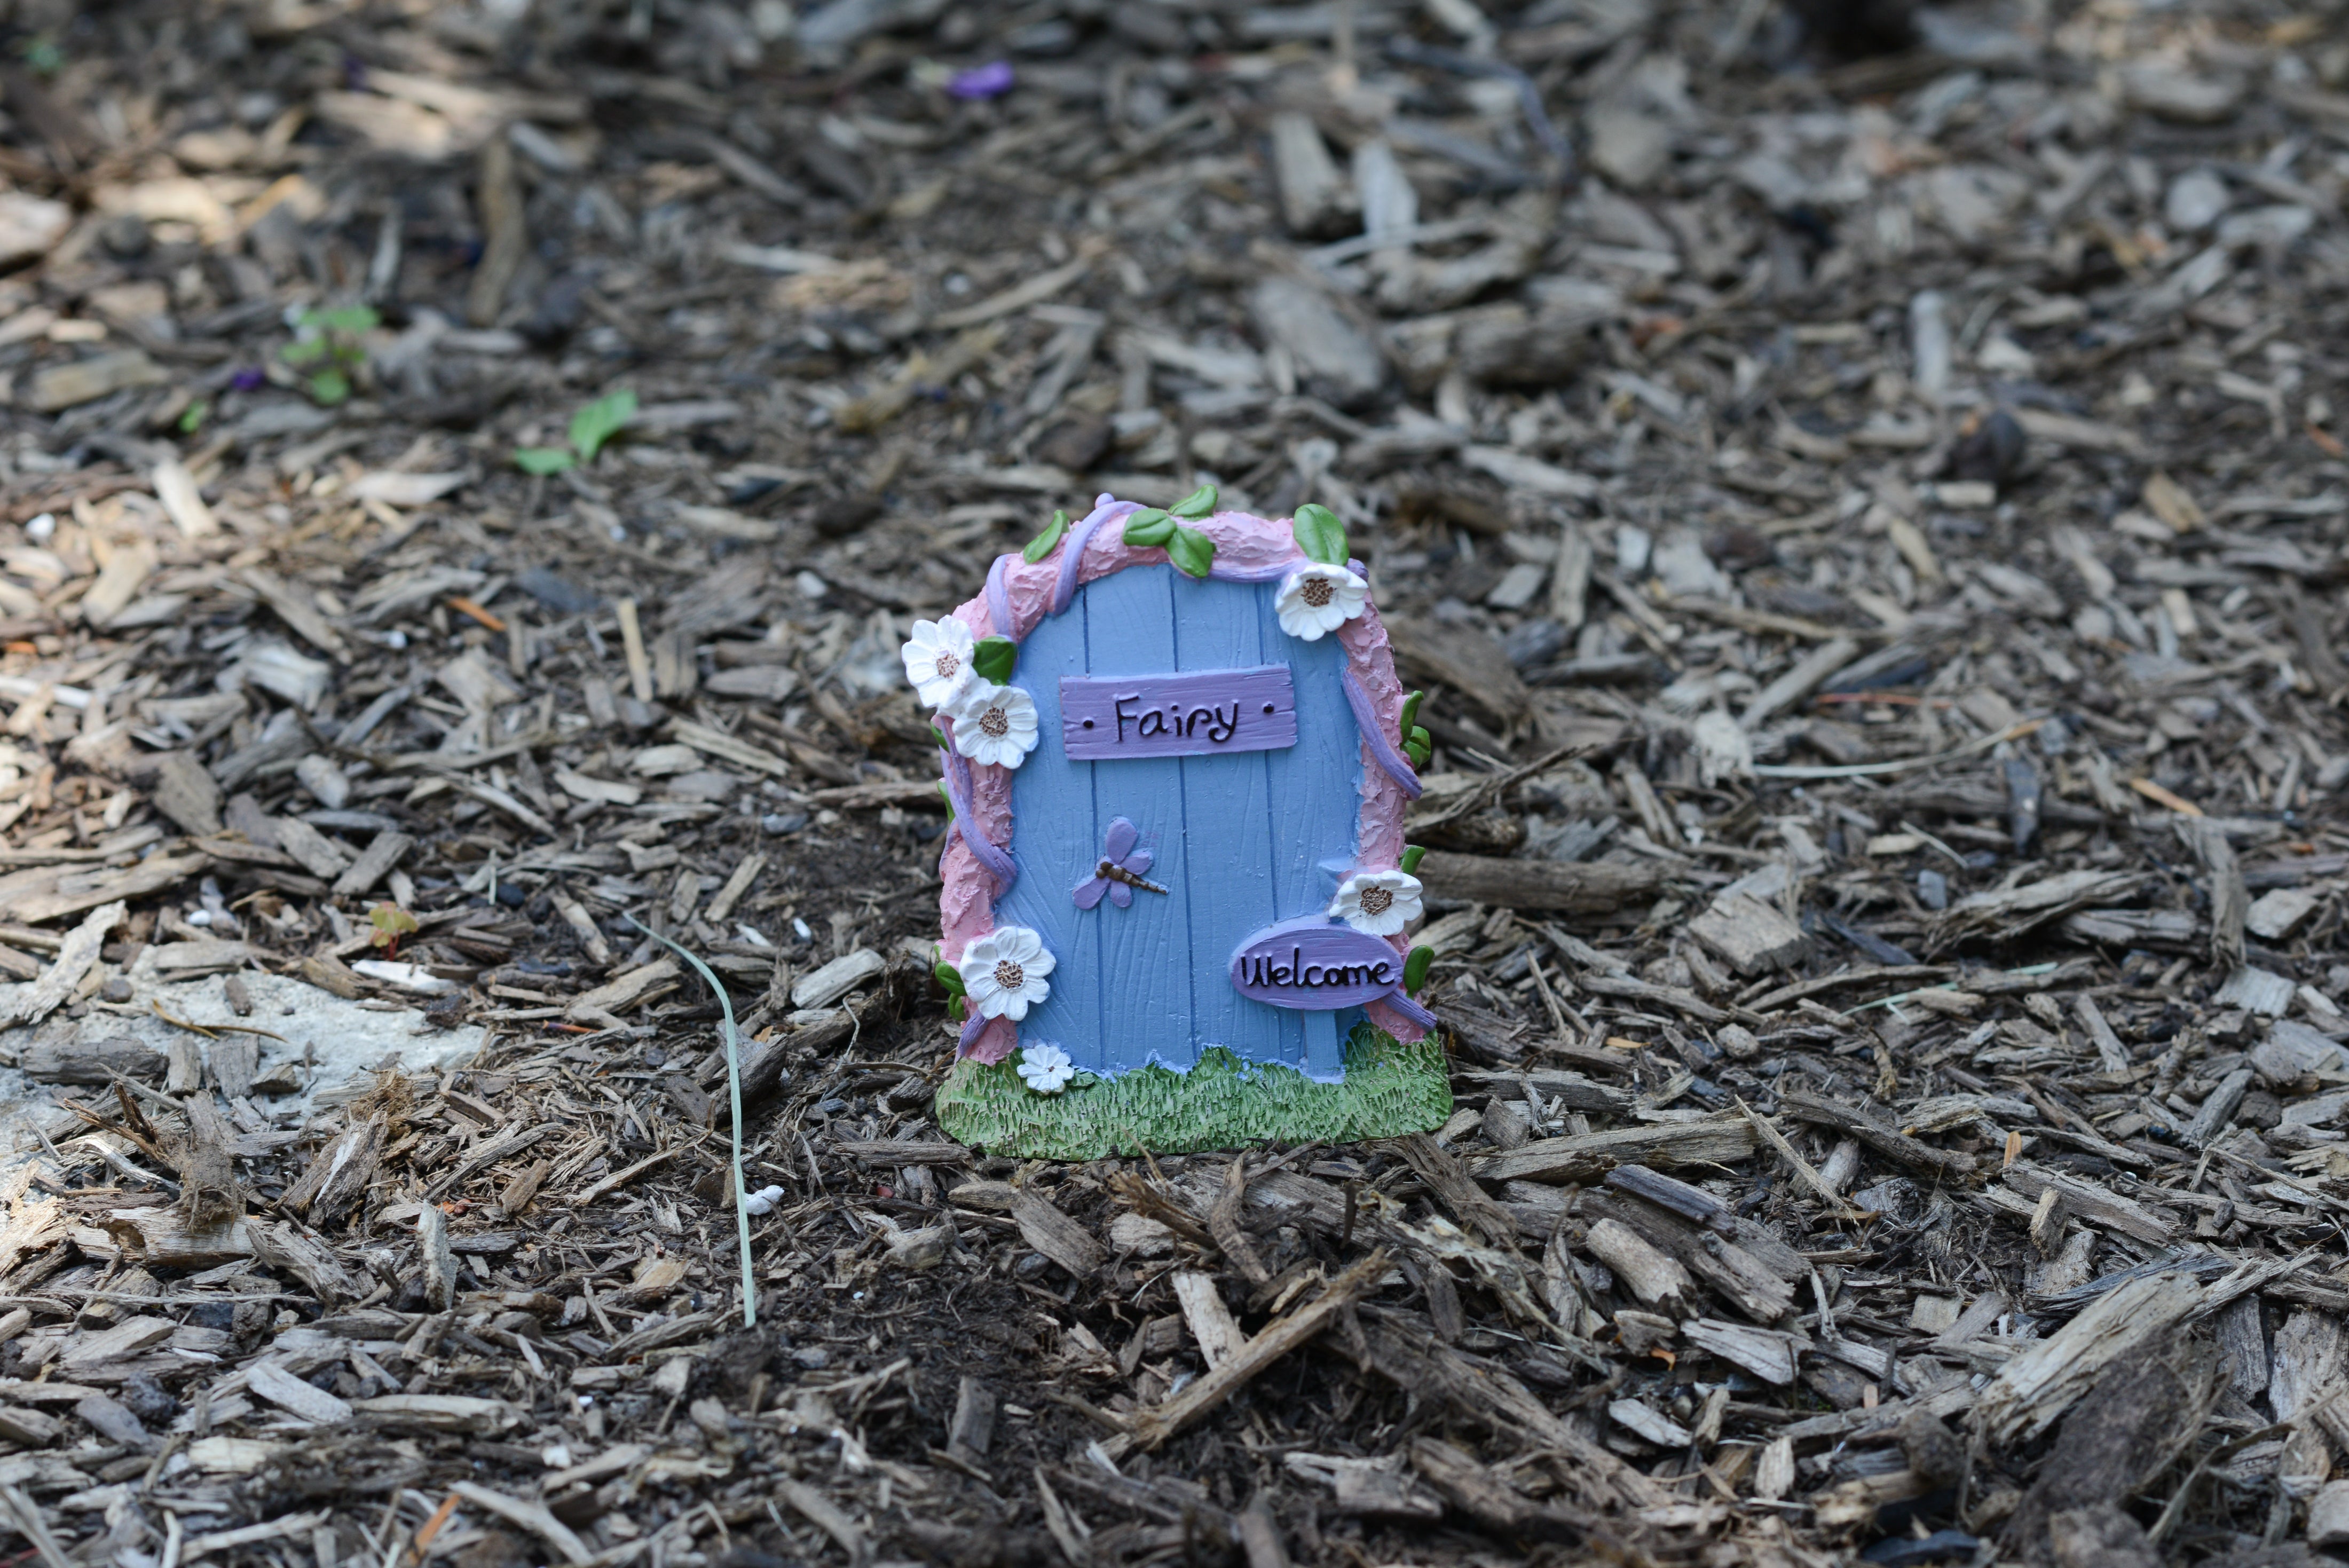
[514,388,638,474]
[279,305,380,406]
[624,915,757,1328]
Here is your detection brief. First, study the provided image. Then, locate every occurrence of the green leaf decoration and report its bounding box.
[1399,845,1426,876]
[1398,689,1424,736]
[1122,508,1174,546]
[972,636,1018,684]
[1169,483,1218,521]
[937,781,955,816]
[1291,502,1347,566]
[948,995,966,1021]
[1023,509,1069,563]
[933,961,966,996]
[569,388,637,461]
[308,368,351,406]
[514,446,576,475]
[930,724,949,749]
[1165,524,1216,579]
[1404,945,1433,996]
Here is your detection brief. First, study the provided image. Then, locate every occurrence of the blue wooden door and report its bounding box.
[997,565,1363,1080]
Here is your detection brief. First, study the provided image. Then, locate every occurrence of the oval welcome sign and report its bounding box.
[1229,918,1405,1011]
[909,490,1455,1158]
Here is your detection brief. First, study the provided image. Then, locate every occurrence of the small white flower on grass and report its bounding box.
[1328,869,1423,936]
[959,926,1055,1020]
[949,680,1041,769]
[902,618,978,708]
[1274,563,1368,641]
[1017,1043,1076,1094]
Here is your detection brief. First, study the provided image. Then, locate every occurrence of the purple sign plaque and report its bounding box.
[1061,666,1297,761]
[1228,917,1401,1010]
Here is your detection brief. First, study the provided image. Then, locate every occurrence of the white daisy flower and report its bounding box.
[1016,1043,1076,1094]
[948,680,1041,770]
[959,925,1055,1021]
[902,618,978,708]
[1274,563,1368,641]
[1328,869,1423,937]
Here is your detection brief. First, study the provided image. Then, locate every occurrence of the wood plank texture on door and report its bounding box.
[1175,578,1291,1068]
[1000,565,1367,1077]
[1084,568,1195,1071]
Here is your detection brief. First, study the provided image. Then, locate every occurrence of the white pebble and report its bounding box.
[2164,168,2230,235]
[743,1185,787,1216]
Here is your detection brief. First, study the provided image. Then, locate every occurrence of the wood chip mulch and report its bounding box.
[2,0,2349,1564]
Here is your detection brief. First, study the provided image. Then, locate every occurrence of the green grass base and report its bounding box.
[935,1024,1453,1159]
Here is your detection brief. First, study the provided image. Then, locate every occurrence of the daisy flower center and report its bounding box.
[980,706,1010,737]
[1358,886,1393,916]
[933,651,959,679]
[1300,576,1335,608]
[992,959,1026,991]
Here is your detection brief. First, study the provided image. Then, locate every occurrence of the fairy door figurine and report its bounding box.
[909,490,1452,1157]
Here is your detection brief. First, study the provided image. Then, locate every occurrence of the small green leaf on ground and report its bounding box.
[369,902,419,956]
[308,305,381,335]
[514,447,576,475]
[569,389,637,461]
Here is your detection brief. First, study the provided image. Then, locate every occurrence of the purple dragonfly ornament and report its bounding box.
[1072,817,1168,909]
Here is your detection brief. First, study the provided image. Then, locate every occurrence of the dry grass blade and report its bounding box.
[629,910,747,1333]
